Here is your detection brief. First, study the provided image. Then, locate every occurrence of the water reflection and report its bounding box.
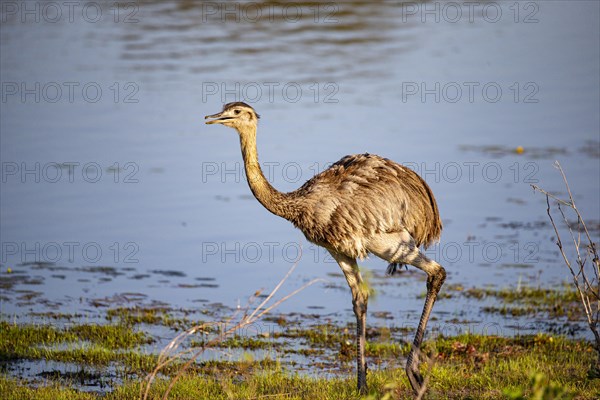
[116,1,406,81]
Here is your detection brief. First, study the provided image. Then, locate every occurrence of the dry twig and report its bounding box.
[532,161,600,367]
[141,252,324,400]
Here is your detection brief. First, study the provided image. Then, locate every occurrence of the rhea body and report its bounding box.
[205,102,446,394]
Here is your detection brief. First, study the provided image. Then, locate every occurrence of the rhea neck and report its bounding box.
[235,123,295,220]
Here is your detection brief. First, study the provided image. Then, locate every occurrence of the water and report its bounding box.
[1,0,599,345]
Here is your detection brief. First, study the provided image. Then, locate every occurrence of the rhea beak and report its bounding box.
[205,111,232,125]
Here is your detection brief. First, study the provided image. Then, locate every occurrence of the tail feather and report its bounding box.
[412,171,442,249]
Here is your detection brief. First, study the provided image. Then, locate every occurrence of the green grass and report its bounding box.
[2,344,598,400]
[1,281,598,399]
[1,316,599,399]
[0,320,160,375]
[0,321,152,355]
[106,306,200,330]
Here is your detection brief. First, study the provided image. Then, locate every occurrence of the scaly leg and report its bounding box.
[405,252,445,393]
[329,250,369,394]
[367,231,446,394]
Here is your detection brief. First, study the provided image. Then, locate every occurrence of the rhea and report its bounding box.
[205,102,446,394]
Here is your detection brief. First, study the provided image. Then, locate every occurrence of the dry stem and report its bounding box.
[141,252,324,400]
[531,161,600,361]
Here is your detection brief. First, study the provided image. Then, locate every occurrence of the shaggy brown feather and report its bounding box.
[288,153,442,258]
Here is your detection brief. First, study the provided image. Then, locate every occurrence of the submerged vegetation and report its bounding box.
[1,306,599,399]
[441,283,585,321]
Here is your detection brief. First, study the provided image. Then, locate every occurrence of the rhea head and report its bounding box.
[205,102,260,132]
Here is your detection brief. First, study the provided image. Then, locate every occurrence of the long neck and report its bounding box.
[238,125,295,220]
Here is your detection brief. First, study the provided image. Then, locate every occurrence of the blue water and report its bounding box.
[1,1,599,340]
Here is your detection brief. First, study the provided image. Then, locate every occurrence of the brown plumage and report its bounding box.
[289,153,442,259]
[205,102,446,395]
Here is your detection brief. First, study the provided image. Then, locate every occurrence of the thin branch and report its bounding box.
[532,161,600,358]
[247,255,300,321]
[141,254,323,400]
[554,162,598,266]
[557,203,598,300]
[531,184,572,207]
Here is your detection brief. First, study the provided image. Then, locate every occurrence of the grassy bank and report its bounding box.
[1,314,598,399]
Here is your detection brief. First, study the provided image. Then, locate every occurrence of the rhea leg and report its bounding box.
[405,252,445,392]
[329,250,369,394]
[367,232,446,393]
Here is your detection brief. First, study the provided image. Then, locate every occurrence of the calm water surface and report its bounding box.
[1,1,599,343]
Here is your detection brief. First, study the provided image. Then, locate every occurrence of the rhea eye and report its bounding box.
[234,110,241,115]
